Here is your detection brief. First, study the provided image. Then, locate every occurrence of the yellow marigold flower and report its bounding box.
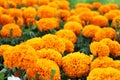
[55,0,70,10]
[26,59,61,80]
[0,14,15,26]
[90,42,110,57]
[3,45,38,69]
[7,1,17,8]
[62,52,91,78]
[87,67,120,80]
[37,5,57,18]
[62,38,74,53]
[37,18,59,31]
[92,2,102,9]
[99,5,111,14]
[112,16,120,28]
[82,25,101,38]
[90,56,114,70]
[41,34,65,54]
[64,21,83,35]
[55,29,77,43]
[37,48,62,66]
[76,3,93,9]
[0,44,13,56]
[10,0,22,5]
[113,60,120,71]
[8,8,23,18]
[58,9,71,21]
[0,23,22,38]
[94,27,116,41]
[24,37,43,50]
[91,15,108,27]
[22,0,37,7]
[37,0,50,5]
[107,3,119,10]
[48,2,59,9]
[23,7,37,19]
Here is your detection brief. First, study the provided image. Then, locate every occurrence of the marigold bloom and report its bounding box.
[76,3,93,9]
[104,11,118,20]
[25,18,36,26]
[0,14,15,26]
[62,52,91,78]
[3,45,38,69]
[82,25,101,38]
[41,34,65,54]
[91,15,108,27]
[37,48,62,66]
[24,37,43,50]
[92,2,102,9]
[90,42,110,57]
[22,0,37,7]
[23,7,37,19]
[55,29,77,43]
[87,67,120,80]
[62,38,74,53]
[90,57,114,70]
[0,44,13,56]
[64,21,83,35]
[48,2,59,8]
[0,23,22,38]
[37,0,50,5]
[37,18,59,31]
[113,60,120,71]
[16,17,24,27]
[26,59,61,80]
[99,5,111,14]
[107,3,119,10]
[37,5,57,18]
[112,16,120,28]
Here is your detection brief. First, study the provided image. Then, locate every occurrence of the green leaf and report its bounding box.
[0,72,4,80]
[50,69,56,80]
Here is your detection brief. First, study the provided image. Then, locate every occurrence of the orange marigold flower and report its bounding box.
[25,18,36,26]
[37,48,62,66]
[0,23,22,38]
[99,5,111,14]
[90,56,114,70]
[41,34,65,54]
[76,3,93,9]
[87,67,120,80]
[37,5,57,18]
[91,15,108,27]
[82,25,101,38]
[37,0,50,5]
[24,37,43,50]
[22,0,37,7]
[55,29,77,43]
[16,17,24,27]
[23,7,37,19]
[0,14,15,26]
[107,3,119,10]
[62,38,74,53]
[112,16,120,28]
[37,18,59,31]
[92,2,102,9]
[104,11,118,20]
[113,60,120,71]
[48,2,59,9]
[90,42,110,57]
[26,59,61,80]
[3,45,38,69]
[62,52,91,78]
[58,9,71,21]
[0,44,13,56]
[64,21,83,35]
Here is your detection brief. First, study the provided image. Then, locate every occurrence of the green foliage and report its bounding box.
[0,72,4,80]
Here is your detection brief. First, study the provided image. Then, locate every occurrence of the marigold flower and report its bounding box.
[37,18,59,31]
[41,34,65,54]
[113,60,120,71]
[91,15,108,27]
[48,2,59,8]
[16,17,24,27]
[55,29,77,43]
[37,48,62,66]
[37,0,50,5]
[90,56,114,70]
[107,3,119,10]
[82,25,101,38]
[0,44,13,56]
[90,42,110,57]
[76,3,93,9]
[92,2,102,9]
[22,0,37,7]
[23,7,37,19]
[24,37,43,50]
[87,67,120,80]
[112,16,120,28]
[0,23,22,38]
[3,45,38,69]
[0,14,15,26]
[26,59,61,80]
[62,38,74,53]
[64,21,83,35]
[37,5,58,18]
[104,11,118,20]
[62,52,91,78]
[99,5,111,14]
[25,18,36,27]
